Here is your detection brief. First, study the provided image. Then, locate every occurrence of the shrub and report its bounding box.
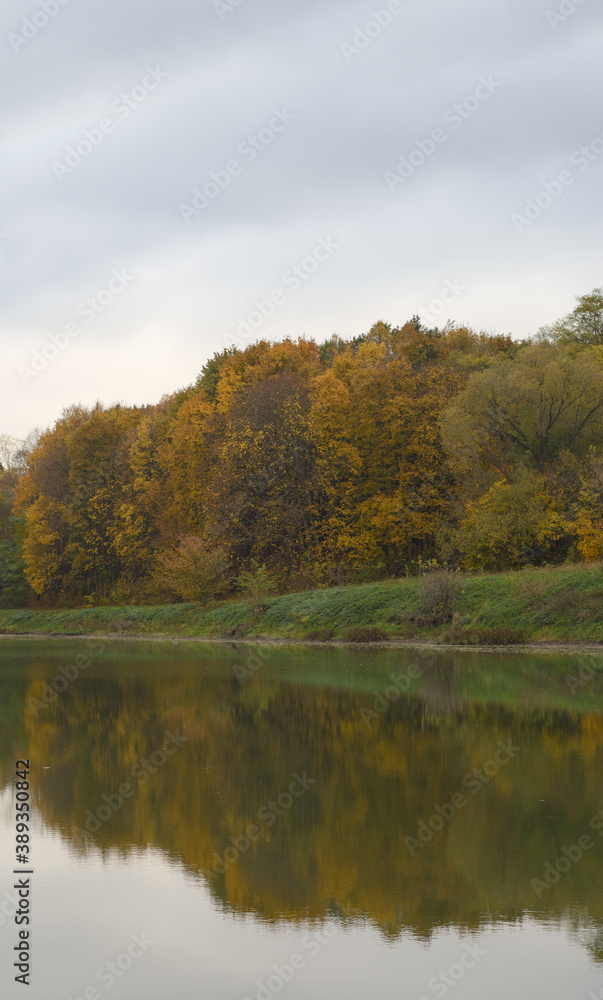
[221,622,251,638]
[444,625,527,645]
[235,563,277,614]
[415,571,457,625]
[304,627,335,641]
[544,587,584,619]
[516,573,554,607]
[156,535,229,607]
[392,622,421,639]
[342,625,388,643]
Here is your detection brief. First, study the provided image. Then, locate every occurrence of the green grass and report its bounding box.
[2,564,603,644]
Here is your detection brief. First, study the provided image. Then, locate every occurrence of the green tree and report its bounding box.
[234,562,278,612]
[441,343,603,475]
[0,467,31,607]
[194,346,239,401]
[538,287,603,346]
[443,467,570,570]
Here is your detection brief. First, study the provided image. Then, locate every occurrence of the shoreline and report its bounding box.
[4,567,603,653]
[1,631,603,654]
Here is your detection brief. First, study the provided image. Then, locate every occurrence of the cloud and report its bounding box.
[2,0,602,437]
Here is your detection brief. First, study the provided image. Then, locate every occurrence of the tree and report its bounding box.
[201,341,323,586]
[319,341,459,575]
[156,535,229,606]
[441,343,603,475]
[538,287,603,346]
[0,435,25,472]
[194,346,239,401]
[21,497,70,600]
[234,562,277,612]
[0,467,31,607]
[445,468,570,570]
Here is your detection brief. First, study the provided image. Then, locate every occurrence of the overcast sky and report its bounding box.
[1,0,602,441]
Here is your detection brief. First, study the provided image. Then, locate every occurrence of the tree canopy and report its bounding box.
[4,290,603,606]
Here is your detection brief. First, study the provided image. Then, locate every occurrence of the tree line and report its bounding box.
[2,287,603,607]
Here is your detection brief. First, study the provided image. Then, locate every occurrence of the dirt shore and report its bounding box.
[1,632,603,654]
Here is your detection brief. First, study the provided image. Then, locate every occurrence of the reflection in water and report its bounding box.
[1,640,603,962]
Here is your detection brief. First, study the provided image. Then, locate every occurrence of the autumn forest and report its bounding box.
[2,287,603,609]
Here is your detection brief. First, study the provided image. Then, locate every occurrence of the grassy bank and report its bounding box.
[2,564,603,644]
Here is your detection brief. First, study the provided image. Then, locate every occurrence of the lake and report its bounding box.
[1,638,603,1000]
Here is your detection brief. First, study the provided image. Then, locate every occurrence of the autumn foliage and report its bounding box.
[4,290,603,606]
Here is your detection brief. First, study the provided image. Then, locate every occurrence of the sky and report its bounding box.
[1,0,602,441]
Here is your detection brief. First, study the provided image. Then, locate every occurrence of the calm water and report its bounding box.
[1,638,603,1000]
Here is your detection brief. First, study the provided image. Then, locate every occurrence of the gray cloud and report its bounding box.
[1,0,602,437]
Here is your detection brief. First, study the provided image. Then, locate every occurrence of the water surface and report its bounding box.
[1,639,603,999]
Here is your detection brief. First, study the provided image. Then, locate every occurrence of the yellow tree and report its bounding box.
[324,341,460,574]
[21,497,69,600]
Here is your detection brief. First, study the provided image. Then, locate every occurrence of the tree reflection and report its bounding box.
[1,643,602,957]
